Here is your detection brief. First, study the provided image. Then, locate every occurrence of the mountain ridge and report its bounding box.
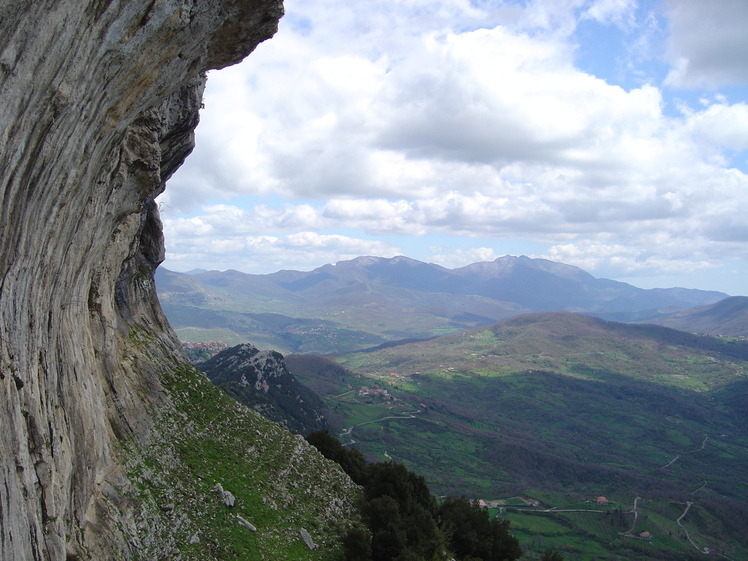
[198,343,329,435]
[157,255,730,353]
[647,295,748,336]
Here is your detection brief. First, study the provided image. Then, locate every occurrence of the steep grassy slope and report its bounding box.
[289,312,748,560]
[123,330,361,560]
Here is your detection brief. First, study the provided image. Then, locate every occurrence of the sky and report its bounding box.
[159,0,748,295]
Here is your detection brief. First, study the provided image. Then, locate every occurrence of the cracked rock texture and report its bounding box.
[0,1,283,559]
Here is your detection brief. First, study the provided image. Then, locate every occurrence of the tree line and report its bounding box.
[307,430,562,561]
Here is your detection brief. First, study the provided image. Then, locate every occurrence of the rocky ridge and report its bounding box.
[198,343,329,435]
[0,1,359,559]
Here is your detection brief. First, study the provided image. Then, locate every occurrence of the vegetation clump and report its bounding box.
[122,360,361,560]
[306,430,523,561]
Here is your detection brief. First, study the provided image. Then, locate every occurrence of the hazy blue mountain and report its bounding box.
[645,295,748,336]
[156,255,728,353]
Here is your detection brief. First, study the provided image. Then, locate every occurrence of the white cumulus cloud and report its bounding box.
[159,0,748,293]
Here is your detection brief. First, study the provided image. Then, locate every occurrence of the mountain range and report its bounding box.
[156,255,732,354]
[165,254,748,559]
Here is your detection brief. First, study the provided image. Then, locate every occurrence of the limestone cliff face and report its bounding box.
[0,2,285,559]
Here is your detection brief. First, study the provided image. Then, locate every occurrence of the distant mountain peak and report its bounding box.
[157,255,732,354]
[340,255,382,266]
[451,254,594,285]
[332,255,429,268]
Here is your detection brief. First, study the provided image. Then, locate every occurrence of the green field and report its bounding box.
[497,494,734,560]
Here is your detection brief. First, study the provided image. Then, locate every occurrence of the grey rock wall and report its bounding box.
[0,1,283,559]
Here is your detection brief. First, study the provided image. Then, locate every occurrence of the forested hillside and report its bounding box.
[288,312,748,560]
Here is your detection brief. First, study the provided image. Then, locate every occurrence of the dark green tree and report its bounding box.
[365,462,413,504]
[341,525,372,561]
[363,469,442,561]
[438,496,521,561]
[365,462,436,515]
[401,502,444,560]
[487,518,523,561]
[307,432,520,561]
[306,429,368,485]
[540,549,565,561]
[363,496,403,534]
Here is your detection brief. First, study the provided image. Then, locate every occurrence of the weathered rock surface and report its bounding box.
[300,528,318,550]
[213,483,236,507]
[0,1,287,559]
[237,515,257,532]
[198,343,329,434]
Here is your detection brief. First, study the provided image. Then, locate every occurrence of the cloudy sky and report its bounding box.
[160,0,748,295]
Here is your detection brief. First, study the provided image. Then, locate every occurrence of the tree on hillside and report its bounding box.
[438,496,522,561]
[306,432,521,561]
[341,525,372,560]
[365,461,437,515]
[364,462,443,561]
[306,429,368,484]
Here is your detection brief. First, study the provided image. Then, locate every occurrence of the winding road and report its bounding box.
[620,497,642,536]
[658,435,709,470]
[339,408,420,445]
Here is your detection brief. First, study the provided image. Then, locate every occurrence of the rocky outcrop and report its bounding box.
[199,343,329,435]
[0,2,306,560]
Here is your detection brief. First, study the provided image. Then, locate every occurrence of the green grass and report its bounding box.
[493,492,748,560]
[504,512,571,534]
[121,333,362,560]
[336,314,748,392]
